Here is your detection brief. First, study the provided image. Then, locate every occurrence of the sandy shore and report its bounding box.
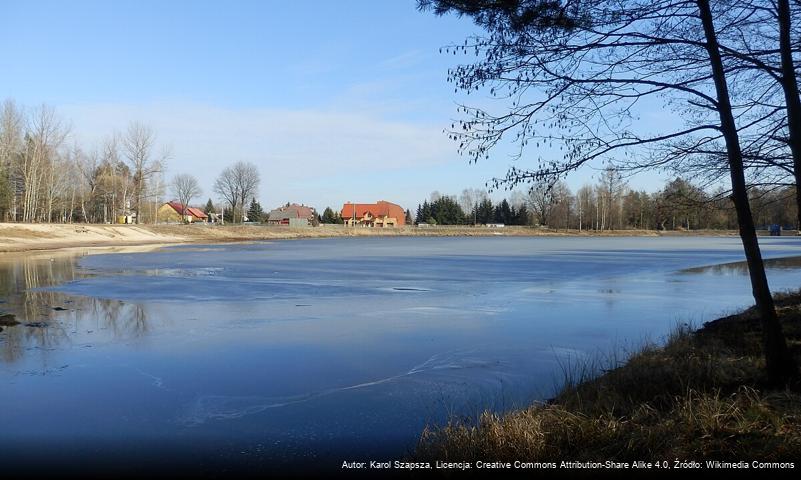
[0,222,735,255]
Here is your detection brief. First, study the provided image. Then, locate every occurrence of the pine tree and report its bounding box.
[405,209,413,225]
[419,201,432,224]
[495,199,512,224]
[321,207,343,224]
[424,196,467,225]
[515,204,530,226]
[247,198,264,222]
[204,198,215,215]
[476,198,494,224]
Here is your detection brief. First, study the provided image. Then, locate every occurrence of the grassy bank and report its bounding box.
[415,291,801,462]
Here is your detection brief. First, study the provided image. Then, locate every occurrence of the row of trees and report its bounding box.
[415,195,530,225]
[537,175,797,231]
[0,99,264,225]
[0,100,167,223]
[408,174,797,230]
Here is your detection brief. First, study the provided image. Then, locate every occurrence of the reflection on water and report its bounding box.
[681,255,801,275]
[0,253,148,364]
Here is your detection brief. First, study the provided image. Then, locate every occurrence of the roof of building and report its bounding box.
[268,203,316,221]
[166,201,208,219]
[340,201,405,224]
[187,207,208,219]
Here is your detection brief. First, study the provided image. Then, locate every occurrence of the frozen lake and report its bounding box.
[2,236,801,473]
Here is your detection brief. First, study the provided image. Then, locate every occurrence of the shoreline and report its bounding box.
[415,291,801,464]
[0,222,746,255]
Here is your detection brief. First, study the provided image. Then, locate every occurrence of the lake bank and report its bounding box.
[0,222,744,255]
[415,290,801,467]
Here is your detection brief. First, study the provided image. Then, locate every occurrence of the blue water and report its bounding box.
[1,236,801,473]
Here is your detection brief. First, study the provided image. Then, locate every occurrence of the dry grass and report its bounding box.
[141,224,666,240]
[417,386,801,461]
[415,293,801,462]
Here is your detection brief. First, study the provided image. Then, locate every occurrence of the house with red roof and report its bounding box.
[158,201,209,224]
[340,200,405,227]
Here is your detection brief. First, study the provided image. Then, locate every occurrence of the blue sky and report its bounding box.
[0,0,668,212]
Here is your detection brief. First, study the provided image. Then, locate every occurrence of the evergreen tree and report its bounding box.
[476,198,494,224]
[405,209,413,225]
[204,198,215,215]
[429,196,466,225]
[418,201,432,223]
[515,204,530,226]
[321,207,343,224]
[247,198,264,222]
[494,199,512,224]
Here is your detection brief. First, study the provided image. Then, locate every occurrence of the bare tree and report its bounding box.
[596,167,627,230]
[698,0,795,382]
[20,105,68,222]
[459,187,489,223]
[121,122,166,224]
[233,161,260,222]
[526,181,556,226]
[42,147,70,223]
[213,162,260,223]
[214,166,239,222]
[171,174,202,223]
[576,185,593,231]
[525,179,570,227]
[99,135,129,222]
[775,0,801,231]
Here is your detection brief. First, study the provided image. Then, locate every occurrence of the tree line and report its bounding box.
[415,194,530,225]
[0,100,167,224]
[408,172,796,230]
[0,99,262,224]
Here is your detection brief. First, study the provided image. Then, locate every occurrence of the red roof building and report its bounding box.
[159,201,208,223]
[340,200,405,227]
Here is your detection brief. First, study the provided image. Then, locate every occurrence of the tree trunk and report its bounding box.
[698,0,797,384]
[135,175,142,224]
[68,184,75,223]
[777,0,801,235]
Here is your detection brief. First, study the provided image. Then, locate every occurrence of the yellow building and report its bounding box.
[158,201,208,223]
